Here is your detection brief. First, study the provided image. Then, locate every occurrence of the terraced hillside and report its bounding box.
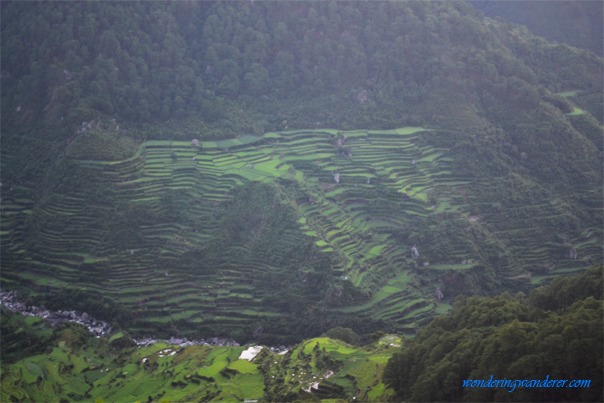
[1,127,601,341]
[0,316,399,403]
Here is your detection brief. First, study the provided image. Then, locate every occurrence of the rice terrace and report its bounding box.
[2,126,600,343]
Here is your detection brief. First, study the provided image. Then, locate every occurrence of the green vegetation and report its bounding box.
[0,312,54,364]
[0,313,400,402]
[471,1,603,56]
[2,125,599,343]
[1,0,602,363]
[384,265,603,402]
[2,268,600,402]
[2,1,602,137]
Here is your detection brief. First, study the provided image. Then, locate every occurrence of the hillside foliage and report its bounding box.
[384,265,603,402]
[1,1,601,133]
[470,0,603,56]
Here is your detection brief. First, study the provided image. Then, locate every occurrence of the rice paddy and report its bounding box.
[1,127,600,339]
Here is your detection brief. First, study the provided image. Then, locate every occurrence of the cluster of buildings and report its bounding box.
[0,290,111,337]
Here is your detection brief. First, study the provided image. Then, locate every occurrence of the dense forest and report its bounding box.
[470,0,604,56]
[1,0,602,345]
[384,265,603,402]
[2,1,602,133]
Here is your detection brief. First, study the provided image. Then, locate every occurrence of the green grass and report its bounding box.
[557,90,580,98]
[302,337,358,356]
[567,106,586,116]
[228,359,259,374]
[434,302,452,314]
[335,271,411,313]
[366,245,385,257]
[427,263,477,271]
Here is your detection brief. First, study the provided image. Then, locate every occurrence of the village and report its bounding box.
[0,290,292,350]
[0,290,111,337]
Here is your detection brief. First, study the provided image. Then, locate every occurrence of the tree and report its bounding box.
[385,266,603,402]
[324,327,360,345]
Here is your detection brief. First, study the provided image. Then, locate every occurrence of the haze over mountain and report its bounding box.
[1,0,602,348]
[470,0,604,56]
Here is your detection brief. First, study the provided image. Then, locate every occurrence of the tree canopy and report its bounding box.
[384,266,603,402]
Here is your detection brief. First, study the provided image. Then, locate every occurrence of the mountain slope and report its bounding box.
[470,0,604,56]
[1,1,602,343]
[1,126,600,344]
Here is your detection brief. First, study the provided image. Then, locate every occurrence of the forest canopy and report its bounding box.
[2,0,602,135]
[384,266,603,402]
